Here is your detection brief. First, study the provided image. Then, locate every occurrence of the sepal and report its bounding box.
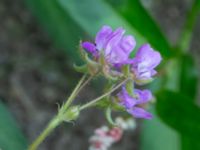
[134,78,154,85]
[73,64,88,73]
[105,107,116,126]
[85,54,101,75]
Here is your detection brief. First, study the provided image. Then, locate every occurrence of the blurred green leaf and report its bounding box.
[180,55,198,99]
[107,0,172,58]
[0,101,27,150]
[156,90,200,138]
[26,0,86,63]
[141,106,180,150]
[181,135,200,150]
[197,0,200,9]
[163,54,198,99]
[158,55,199,150]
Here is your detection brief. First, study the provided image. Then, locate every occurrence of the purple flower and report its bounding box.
[82,25,136,65]
[118,87,153,119]
[131,44,162,84]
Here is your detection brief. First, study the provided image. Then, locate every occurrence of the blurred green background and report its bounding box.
[0,0,199,149]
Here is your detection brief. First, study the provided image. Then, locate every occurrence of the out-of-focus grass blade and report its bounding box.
[26,0,86,63]
[177,0,200,52]
[180,55,198,100]
[0,100,27,150]
[107,0,172,58]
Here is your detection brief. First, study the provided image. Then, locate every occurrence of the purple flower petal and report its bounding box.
[134,89,153,105]
[128,107,152,119]
[82,41,96,54]
[117,87,137,108]
[136,44,162,70]
[95,25,113,51]
[107,46,128,64]
[117,87,153,119]
[119,35,136,53]
[106,35,136,64]
[104,27,125,56]
[131,44,162,82]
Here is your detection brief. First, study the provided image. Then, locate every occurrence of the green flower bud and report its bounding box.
[63,106,80,122]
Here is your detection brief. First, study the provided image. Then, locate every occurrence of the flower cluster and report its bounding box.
[82,25,162,119]
[89,117,136,150]
[28,25,163,150]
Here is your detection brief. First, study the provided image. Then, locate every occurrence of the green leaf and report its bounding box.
[107,0,172,58]
[197,0,200,9]
[141,106,180,150]
[0,100,27,150]
[180,55,198,99]
[156,90,200,138]
[162,54,198,99]
[181,135,200,150]
[26,0,86,63]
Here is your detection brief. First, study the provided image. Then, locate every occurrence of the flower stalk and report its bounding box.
[28,117,61,150]
[28,75,87,150]
[80,78,129,111]
[60,74,87,112]
[28,76,128,150]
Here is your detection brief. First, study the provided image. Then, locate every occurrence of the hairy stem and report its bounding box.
[60,74,87,112]
[76,75,94,95]
[28,75,126,149]
[28,117,60,150]
[28,74,88,150]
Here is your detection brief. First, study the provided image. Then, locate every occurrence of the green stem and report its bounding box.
[60,74,87,112]
[177,0,200,53]
[123,65,135,97]
[76,75,93,95]
[28,117,60,150]
[29,74,88,150]
[80,78,129,110]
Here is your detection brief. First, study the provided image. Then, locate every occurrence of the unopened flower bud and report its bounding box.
[64,106,80,122]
